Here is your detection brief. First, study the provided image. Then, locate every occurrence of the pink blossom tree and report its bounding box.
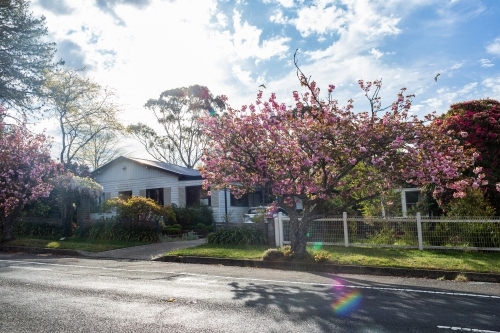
[200,58,482,258]
[0,106,58,242]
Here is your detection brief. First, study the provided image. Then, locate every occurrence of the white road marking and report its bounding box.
[3,265,52,271]
[0,259,499,299]
[438,325,499,332]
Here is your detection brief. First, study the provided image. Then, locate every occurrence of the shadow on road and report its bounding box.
[227,276,499,333]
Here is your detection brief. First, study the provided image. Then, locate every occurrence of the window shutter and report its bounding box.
[211,190,219,207]
[178,187,186,207]
[163,187,171,206]
[139,189,146,197]
[104,192,111,201]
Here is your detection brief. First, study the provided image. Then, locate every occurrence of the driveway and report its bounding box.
[81,239,205,260]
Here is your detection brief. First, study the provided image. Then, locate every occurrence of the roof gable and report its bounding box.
[92,156,202,179]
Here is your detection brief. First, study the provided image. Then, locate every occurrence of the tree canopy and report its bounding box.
[42,68,123,166]
[435,99,500,213]
[128,85,225,168]
[0,0,62,119]
[200,58,483,258]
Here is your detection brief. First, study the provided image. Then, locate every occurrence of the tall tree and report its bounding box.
[200,58,484,258]
[74,129,127,170]
[0,0,62,119]
[42,68,123,166]
[0,106,59,242]
[128,85,225,168]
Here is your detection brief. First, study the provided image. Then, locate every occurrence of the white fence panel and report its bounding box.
[277,213,500,251]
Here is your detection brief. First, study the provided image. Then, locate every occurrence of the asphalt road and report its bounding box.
[0,253,499,333]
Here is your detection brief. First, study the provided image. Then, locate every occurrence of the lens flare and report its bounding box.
[312,242,322,251]
[332,290,362,317]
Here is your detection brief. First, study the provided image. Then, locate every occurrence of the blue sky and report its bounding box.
[30,0,500,158]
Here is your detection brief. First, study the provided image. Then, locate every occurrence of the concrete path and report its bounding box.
[81,239,205,260]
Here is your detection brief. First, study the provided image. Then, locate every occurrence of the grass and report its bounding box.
[167,243,270,259]
[5,236,152,252]
[166,243,500,274]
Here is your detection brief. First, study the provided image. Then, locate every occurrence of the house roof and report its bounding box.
[92,156,202,180]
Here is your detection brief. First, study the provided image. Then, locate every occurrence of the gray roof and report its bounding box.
[92,156,202,179]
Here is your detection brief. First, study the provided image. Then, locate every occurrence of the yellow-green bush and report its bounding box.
[103,196,176,224]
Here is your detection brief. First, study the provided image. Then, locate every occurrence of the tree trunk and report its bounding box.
[1,216,16,243]
[287,201,310,259]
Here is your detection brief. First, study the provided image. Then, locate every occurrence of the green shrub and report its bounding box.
[367,227,396,245]
[164,227,181,235]
[207,227,266,245]
[446,189,496,217]
[262,248,284,261]
[73,219,159,242]
[171,204,214,229]
[14,221,64,237]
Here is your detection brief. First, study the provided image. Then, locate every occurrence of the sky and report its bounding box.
[29,0,500,160]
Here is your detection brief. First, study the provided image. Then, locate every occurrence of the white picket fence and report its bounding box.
[274,212,500,251]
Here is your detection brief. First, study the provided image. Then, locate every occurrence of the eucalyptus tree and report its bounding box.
[128,85,225,168]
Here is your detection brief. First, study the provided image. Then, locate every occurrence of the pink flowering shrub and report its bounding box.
[435,99,500,213]
[0,107,59,242]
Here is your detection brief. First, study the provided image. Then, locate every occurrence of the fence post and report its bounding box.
[343,212,349,247]
[276,212,284,247]
[417,212,423,250]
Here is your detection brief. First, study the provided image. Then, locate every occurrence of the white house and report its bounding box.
[91,156,263,223]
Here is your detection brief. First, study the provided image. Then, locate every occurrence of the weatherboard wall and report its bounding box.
[93,158,249,223]
[93,159,201,207]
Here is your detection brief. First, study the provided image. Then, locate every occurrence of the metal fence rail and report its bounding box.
[275,213,500,251]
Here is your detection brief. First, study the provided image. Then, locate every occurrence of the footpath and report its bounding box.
[1,240,499,283]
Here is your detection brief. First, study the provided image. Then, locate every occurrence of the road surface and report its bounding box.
[0,253,499,332]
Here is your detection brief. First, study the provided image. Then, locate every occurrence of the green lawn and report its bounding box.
[166,243,500,274]
[5,236,152,252]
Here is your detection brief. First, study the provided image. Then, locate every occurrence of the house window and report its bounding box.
[229,191,262,207]
[146,188,164,206]
[118,191,132,199]
[230,193,248,207]
[186,186,211,206]
[405,191,420,210]
[247,192,263,207]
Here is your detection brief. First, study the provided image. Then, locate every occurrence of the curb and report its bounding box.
[155,255,500,283]
[2,246,499,283]
[0,245,83,257]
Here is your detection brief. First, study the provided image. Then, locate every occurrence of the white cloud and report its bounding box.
[263,0,295,8]
[226,10,290,61]
[479,59,494,68]
[450,62,463,70]
[424,82,478,112]
[290,1,347,36]
[216,12,228,28]
[482,77,500,97]
[422,97,443,110]
[231,65,254,86]
[486,37,500,56]
[270,10,287,24]
[370,48,383,59]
